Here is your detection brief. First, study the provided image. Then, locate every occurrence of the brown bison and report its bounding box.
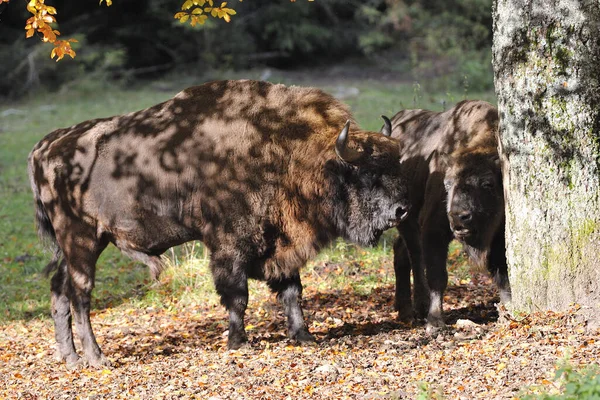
[381,100,511,326]
[28,79,411,368]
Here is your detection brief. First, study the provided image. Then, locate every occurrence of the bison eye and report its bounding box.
[443,180,452,191]
[481,181,494,189]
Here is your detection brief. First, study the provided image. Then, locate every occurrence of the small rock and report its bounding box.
[315,364,339,376]
[453,332,477,341]
[456,319,479,329]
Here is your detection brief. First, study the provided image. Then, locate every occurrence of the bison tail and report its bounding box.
[28,151,63,277]
[36,198,63,277]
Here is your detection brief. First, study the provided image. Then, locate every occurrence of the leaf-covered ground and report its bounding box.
[1,253,598,400]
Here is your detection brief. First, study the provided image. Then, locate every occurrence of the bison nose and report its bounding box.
[451,211,472,224]
[396,204,411,222]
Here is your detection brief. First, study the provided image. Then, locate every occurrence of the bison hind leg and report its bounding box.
[54,229,110,369]
[267,273,315,344]
[50,258,80,366]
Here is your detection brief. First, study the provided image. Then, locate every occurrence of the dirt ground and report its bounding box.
[1,264,598,399]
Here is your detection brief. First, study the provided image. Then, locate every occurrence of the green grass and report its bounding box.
[0,73,495,323]
[519,360,600,399]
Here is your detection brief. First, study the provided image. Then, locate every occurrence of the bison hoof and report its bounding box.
[414,300,430,320]
[425,316,446,334]
[66,353,111,370]
[65,356,85,371]
[62,353,82,370]
[292,329,316,344]
[396,308,414,324]
[86,353,112,369]
[228,335,248,350]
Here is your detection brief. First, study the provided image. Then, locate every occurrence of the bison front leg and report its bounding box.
[393,237,414,322]
[396,219,429,321]
[489,229,512,304]
[422,219,453,329]
[268,274,315,344]
[211,255,250,349]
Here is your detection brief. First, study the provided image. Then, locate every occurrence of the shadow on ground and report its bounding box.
[101,281,500,366]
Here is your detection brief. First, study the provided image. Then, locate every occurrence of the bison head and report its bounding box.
[331,121,410,247]
[444,150,504,253]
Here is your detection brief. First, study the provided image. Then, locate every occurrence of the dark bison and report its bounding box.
[381,100,511,326]
[28,79,411,368]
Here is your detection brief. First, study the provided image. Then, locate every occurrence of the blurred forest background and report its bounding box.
[0,0,494,99]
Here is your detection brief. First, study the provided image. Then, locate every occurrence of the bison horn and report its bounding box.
[335,120,362,163]
[381,115,392,137]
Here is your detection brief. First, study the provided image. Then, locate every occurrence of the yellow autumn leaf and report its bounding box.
[193,0,206,6]
[174,12,187,19]
[220,2,226,7]
[182,0,193,10]
[179,14,190,23]
[191,7,203,14]
[26,28,35,38]
[223,13,230,22]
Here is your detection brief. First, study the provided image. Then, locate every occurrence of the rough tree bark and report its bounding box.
[492,0,600,322]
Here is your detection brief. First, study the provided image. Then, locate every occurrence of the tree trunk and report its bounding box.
[492,0,600,322]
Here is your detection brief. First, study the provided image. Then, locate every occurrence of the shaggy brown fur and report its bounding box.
[384,100,510,326]
[29,80,410,367]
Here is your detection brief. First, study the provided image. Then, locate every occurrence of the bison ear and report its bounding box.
[380,115,392,137]
[335,120,362,163]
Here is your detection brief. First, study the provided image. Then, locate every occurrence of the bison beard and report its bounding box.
[382,100,511,327]
[28,80,410,368]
